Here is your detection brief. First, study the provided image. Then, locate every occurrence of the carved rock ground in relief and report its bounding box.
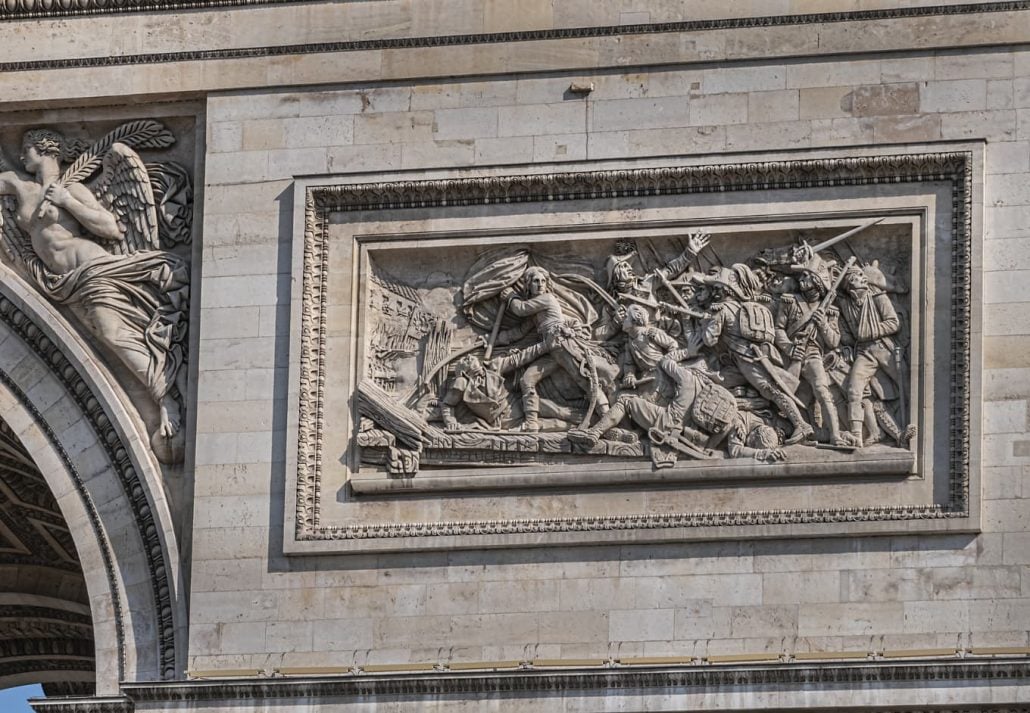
[0,120,192,464]
[355,220,915,480]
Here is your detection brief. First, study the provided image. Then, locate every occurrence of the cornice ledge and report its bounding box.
[120,658,1030,703]
[0,2,1028,72]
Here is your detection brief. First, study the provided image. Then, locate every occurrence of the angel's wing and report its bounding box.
[0,195,32,264]
[91,142,159,255]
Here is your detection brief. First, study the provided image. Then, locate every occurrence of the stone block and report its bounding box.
[986,141,1030,174]
[209,121,243,153]
[433,107,498,140]
[535,610,609,644]
[935,53,1014,80]
[982,466,1025,501]
[880,56,935,83]
[266,621,314,653]
[725,120,811,150]
[193,494,270,529]
[474,136,535,164]
[983,400,1029,433]
[353,111,435,144]
[703,66,786,94]
[941,110,1017,141]
[690,92,748,126]
[845,83,920,117]
[798,602,904,637]
[729,605,798,638]
[763,571,840,604]
[590,95,692,132]
[283,115,354,148]
[871,114,941,142]
[266,146,330,178]
[328,143,403,173]
[191,590,279,624]
[988,80,1014,110]
[425,582,480,616]
[219,622,267,654]
[324,584,427,619]
[410,81,517,110]
[920,79,988,113]
[786,60,881,89]
[609,609,675,642]
[533,133,587,162]
[479,580,559,613]
[499,102,585,137]
[242,118,285,151]
[984,336,1030,369]
[205,150,268,185]
[747,89,799,123]
[312,618,375,651]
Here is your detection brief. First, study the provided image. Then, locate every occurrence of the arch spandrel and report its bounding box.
[0,259,185,691]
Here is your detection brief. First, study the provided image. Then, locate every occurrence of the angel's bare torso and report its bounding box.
[0,173,119,275]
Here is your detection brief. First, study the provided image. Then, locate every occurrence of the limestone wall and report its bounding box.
[1,1,1028,709]
[189,27,1029,673]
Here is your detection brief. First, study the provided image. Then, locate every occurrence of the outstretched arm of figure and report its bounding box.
[44,182,122,242]
[663,232,711,280]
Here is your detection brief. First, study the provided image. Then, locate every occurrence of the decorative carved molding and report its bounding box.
[0,293,178,678]
[0,3,1026,65]
[120,659,1028,703]
[296,151,973,543]
[31,698,132,713]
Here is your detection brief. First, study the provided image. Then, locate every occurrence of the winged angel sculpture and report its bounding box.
[0,121,191,463]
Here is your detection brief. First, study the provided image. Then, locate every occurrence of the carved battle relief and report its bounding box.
[353,220,917,484]
[0,120,193,464]
[292,152,976,550]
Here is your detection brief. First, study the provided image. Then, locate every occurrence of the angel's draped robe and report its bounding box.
[26,251,188,404]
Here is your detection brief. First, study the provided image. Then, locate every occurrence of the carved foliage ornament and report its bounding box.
[297,152,972,542]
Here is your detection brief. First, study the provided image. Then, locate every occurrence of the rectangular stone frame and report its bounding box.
[284,145,982,554]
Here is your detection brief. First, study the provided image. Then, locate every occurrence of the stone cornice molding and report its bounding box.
[116,659,1029,703]
[296,151,974,544]
[0,2,1026,71]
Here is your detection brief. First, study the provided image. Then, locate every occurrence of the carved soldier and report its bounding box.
[618,304,679,394]
[699,264,814,445]
[837,264,902,447]
[606,232,709,308]
[775,259,852,447]
[569,354,784,464]
[439,354,576,432]
[498,266,618,432]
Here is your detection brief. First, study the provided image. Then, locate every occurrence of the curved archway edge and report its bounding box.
[0,262,183,690]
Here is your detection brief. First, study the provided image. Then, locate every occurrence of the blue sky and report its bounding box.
[0,684,42,712]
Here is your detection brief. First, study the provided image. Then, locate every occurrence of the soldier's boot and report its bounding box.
[568,402,626,447]
[849,419,865,448]
[775,393,815,445]
[816,386,851,446]
[521,390,541,432]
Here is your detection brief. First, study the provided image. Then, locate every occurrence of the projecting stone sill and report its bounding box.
[351,445,915,494]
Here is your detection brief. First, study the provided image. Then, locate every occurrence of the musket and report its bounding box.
[786,256,857,340]
[484,301,506,361]
[655,300,705,319]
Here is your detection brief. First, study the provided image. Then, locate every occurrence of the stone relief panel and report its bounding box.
[354,221,915,483]
[0,118,193,465]
[289,150,978,553]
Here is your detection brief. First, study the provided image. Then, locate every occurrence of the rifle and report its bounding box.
[786,256,857,341]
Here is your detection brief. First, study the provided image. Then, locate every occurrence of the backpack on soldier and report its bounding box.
[737,301,776,343]
[690,378,738,437]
